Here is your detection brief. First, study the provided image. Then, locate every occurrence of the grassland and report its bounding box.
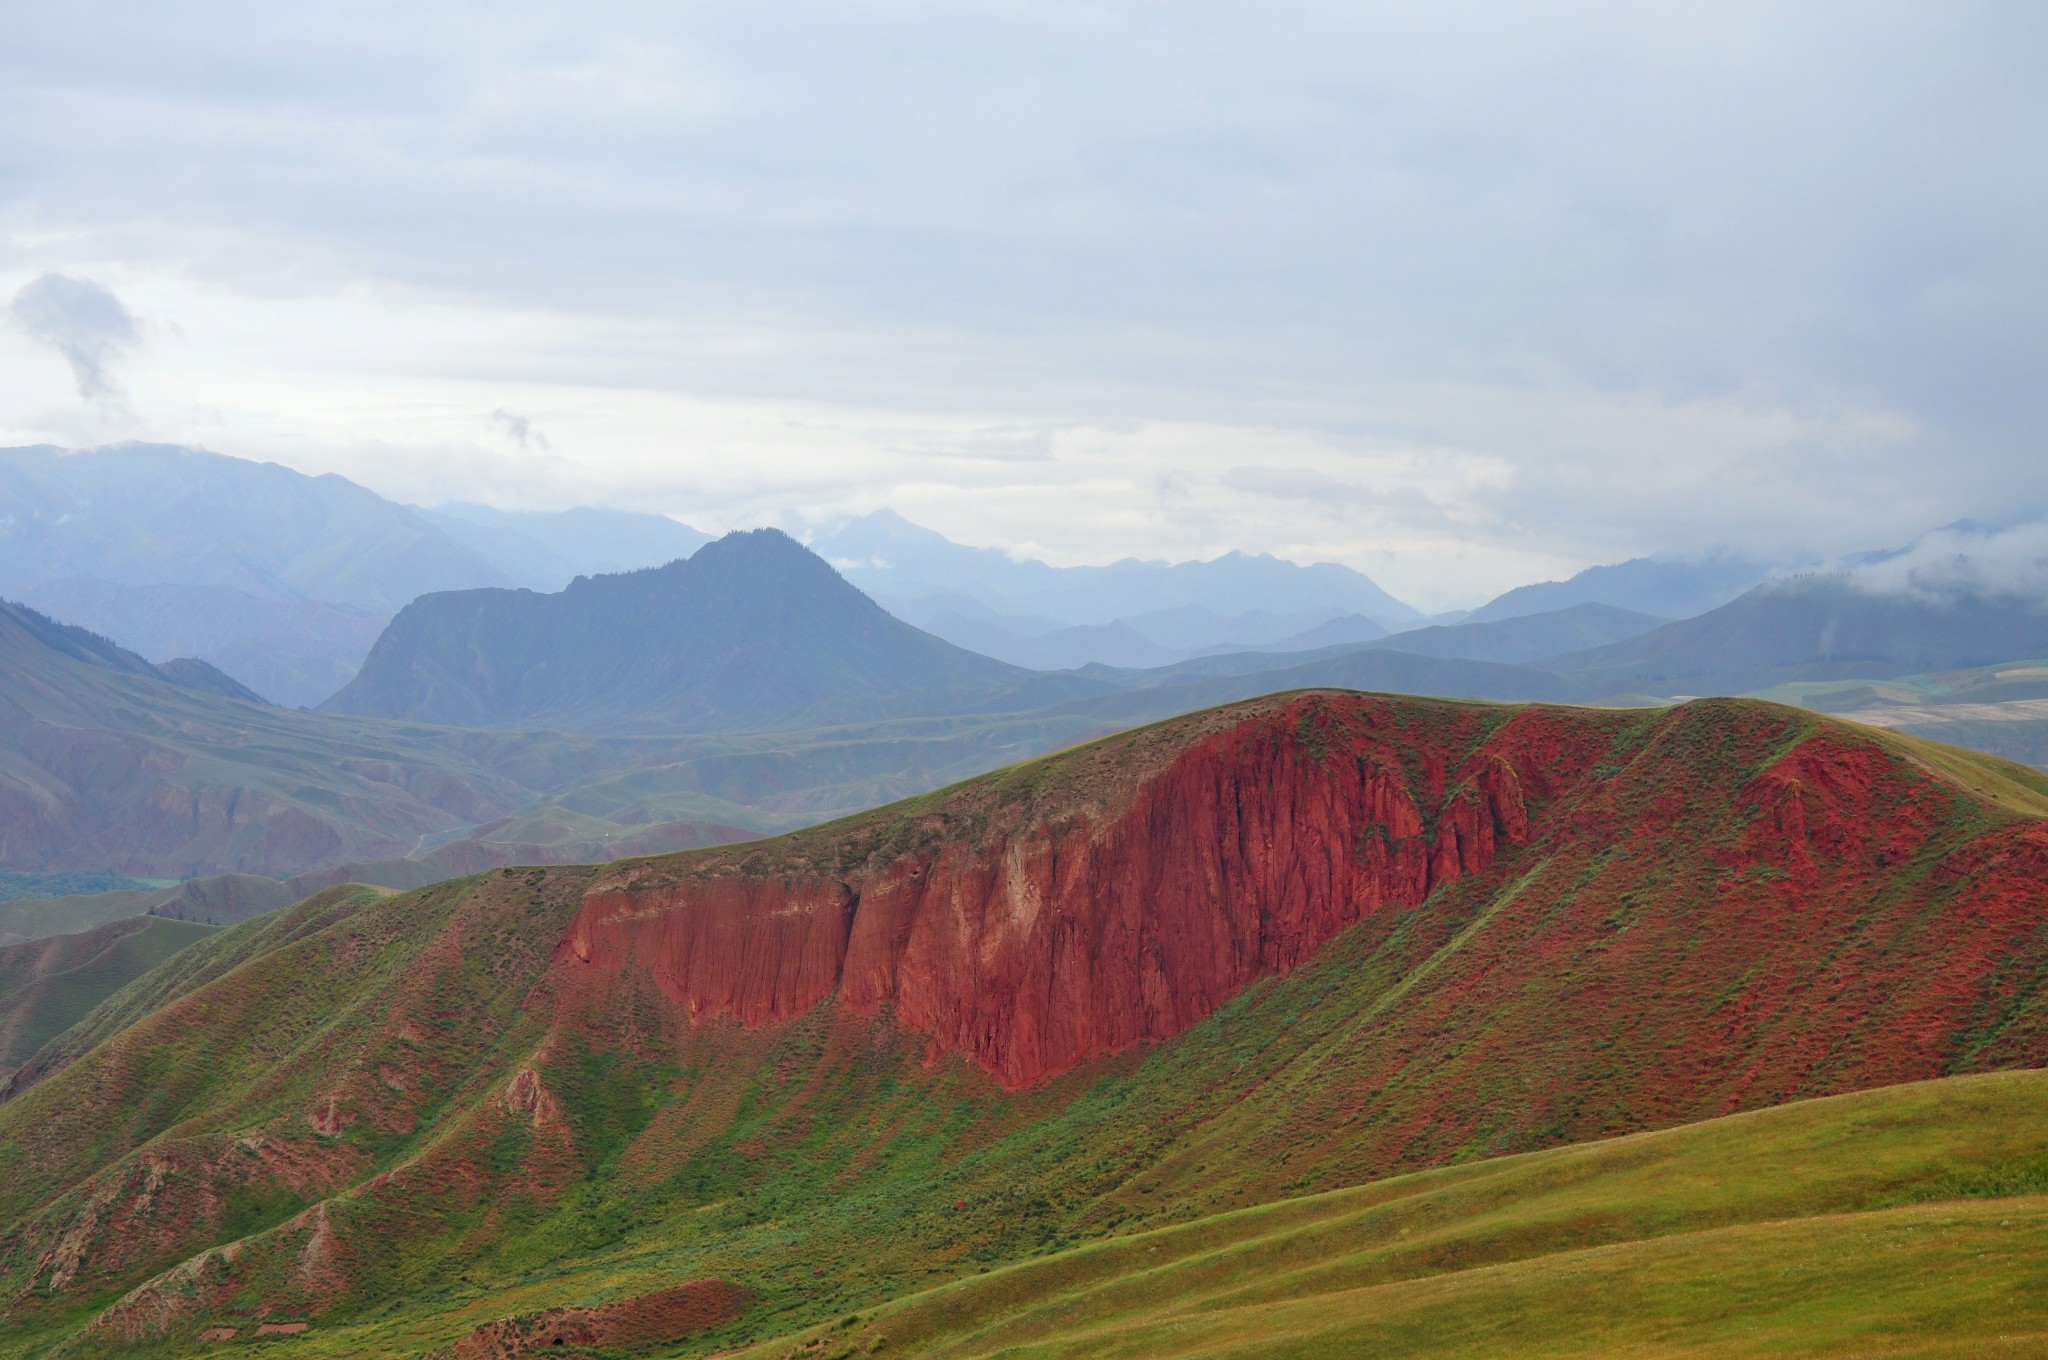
[737,1068,2048,1359]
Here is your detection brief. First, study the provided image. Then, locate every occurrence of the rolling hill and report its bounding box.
[3,690,2046,1355]
[324,528,1104,731]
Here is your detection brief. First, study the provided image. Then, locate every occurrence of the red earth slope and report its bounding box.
[565,695,1601,1086]
[561,691,2048,1096]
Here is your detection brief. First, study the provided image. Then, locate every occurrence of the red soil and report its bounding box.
[566,695,1612,1087]
[440,1279,748,1358]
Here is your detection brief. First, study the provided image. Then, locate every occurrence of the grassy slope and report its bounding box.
[1,695,2046,1356]
[0,917,217,1078]
[0,884,394,1097]
[741,1068,2048,1359]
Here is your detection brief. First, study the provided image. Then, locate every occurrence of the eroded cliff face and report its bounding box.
[566,694,1618,1087]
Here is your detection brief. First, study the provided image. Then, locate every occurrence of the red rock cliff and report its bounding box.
[564,694,1618,1087]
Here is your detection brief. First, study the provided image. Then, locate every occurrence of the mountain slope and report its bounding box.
[0,596,788,878]
[0,590,1147,884]
[1558,576,2048,695]
[0,443,509,613]
[324,528,1094,731]
[4,692,2047,1354]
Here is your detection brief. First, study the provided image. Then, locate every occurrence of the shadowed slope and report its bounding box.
[2,693,2046,1355]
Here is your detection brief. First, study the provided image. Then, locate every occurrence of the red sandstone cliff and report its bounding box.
[565,693,1616,1087]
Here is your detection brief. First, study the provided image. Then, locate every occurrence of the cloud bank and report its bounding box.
[1840,519,2048,605]
[0,3,2044,603]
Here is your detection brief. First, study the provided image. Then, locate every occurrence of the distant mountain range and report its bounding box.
[0,444,713,705]
[812,509,1427,661]
[409,501,713,590]
[0,443,1810,690]
[1466,553,1774,623]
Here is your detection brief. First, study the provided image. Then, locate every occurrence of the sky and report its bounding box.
[1,2,2043,611]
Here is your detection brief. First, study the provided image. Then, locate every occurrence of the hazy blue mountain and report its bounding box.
[1554,577,2048,696]
[151,657,266,703]
[413,502,713,589]
[917,613,1184,670]
[14,577,384,708]
[1271,613,1391,650]
[0,443,511,612]
[1051,645,1575,726]
[325,529,1102,732]
[814,509,1423,632]
[1361,603,1670,666]
[1467,554,1771,624]
[913,599,1358,670]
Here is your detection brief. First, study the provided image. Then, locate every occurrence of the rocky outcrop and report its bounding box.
[566,694,1613,1087]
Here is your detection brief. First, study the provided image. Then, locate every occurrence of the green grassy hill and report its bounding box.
[740,1068,2048,1359]
[1,693,2045,1356]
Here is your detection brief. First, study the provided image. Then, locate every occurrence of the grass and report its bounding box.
[737,1069,2048,1359]
[0,916,218,1076]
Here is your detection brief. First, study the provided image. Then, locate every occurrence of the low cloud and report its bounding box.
[7,273,139,408]
[492,407,556,454]
[1838,518,2048,604]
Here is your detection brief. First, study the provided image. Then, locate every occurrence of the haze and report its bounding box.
[2,1,2043,609]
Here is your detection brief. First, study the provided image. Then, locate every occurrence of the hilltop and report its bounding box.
[3,691,2047,1354]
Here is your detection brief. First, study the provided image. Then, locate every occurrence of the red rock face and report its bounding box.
[566,695,1616,1088]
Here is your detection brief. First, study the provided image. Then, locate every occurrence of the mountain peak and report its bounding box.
[323,534,1039,731]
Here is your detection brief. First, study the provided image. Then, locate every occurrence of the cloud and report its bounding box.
[491,407,556,454]
[7,273,139,407]
[1836,518,2048,604]
[0,3,2044,599]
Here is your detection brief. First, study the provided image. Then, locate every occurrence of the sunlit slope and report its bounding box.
[1,693,2045,1356]
[744,1069,2048,1359]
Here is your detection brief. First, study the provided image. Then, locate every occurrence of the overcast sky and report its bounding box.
[1,2,2043,608]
